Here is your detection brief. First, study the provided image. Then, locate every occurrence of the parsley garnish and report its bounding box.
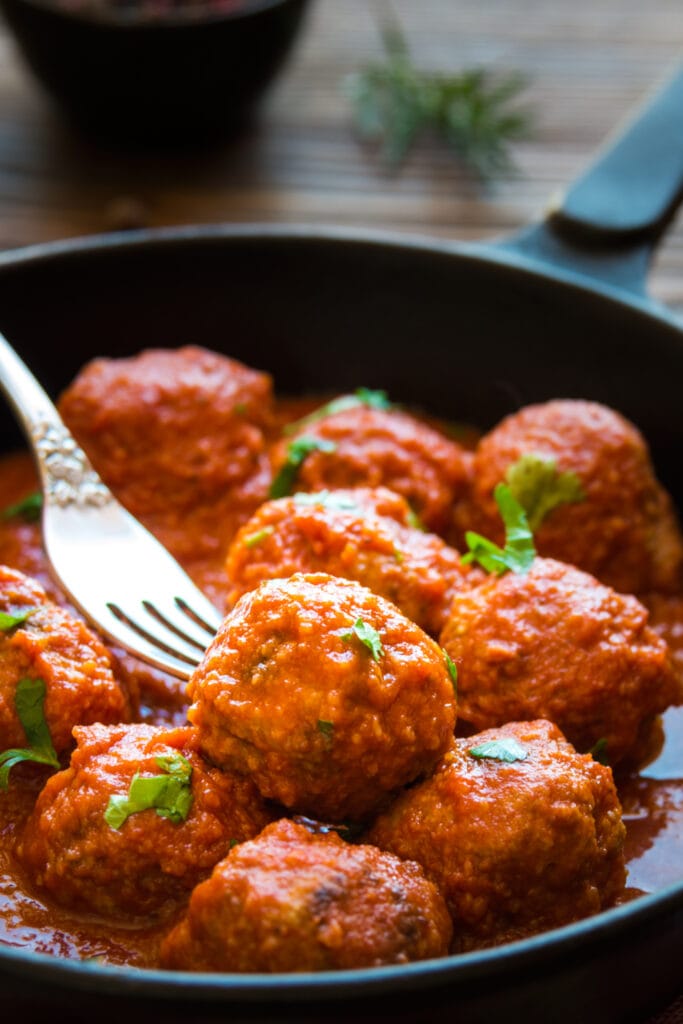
[462,483,535,575]
[405,506,424,531]
[2,492,43,523]
[317,720,334,746]
[104,752,193,830]
[0,678,60,788]
[589,738,609,766]
[342,618,384,662]
[469,737,528,763]
[244,526,275,549]
[284,388,392,436]
[0,607,39,633]
[269,437,337,499]
[505,453,585,532]
[346,17,530,178]
[444,652,458,693]
[293,490,360,513]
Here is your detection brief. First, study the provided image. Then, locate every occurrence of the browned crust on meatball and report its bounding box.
[367,720,626,952]
[188,573,456,821]
[16,723,273,919]
[271,406,472,536]
[225,489,479,636]
[160,818,452,972]
[0,565,129,754]
[440,557,680,764]
[453,400,683,594]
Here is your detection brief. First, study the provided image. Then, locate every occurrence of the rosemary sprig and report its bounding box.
[346,18,530,179]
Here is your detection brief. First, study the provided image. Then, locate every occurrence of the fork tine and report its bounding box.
[141,599,215,651]
[105,602,202,675]
[100,604,201,680]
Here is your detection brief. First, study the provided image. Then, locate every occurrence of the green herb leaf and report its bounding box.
[317,720,334,745]
[284,388,392,435]
[0,607,39,633]
[2,492,43,523]
[462,483,535,575]
[244,526,275,549]
[589,738,609,766]
[104,752,193,830]
[505,453,585,532]
[293,490,360,513]
[0,678,60,788]
[269,437,337,500]
[469,737,528,763]
[444,651,458,693]
[346,15,530,179]
[405,506,425,531]
[342,618,384,662]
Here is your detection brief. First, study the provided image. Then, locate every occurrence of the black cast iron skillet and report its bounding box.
[1,64,683,1024]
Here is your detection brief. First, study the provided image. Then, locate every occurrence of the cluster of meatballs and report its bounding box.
[1,344,682,974]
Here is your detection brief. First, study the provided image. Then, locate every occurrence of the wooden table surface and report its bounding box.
[0,2,682,1022]
[1,0,683,310]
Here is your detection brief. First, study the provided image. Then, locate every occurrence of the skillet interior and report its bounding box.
[0,226,682,1023]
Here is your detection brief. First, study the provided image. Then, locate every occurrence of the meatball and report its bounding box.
[0,565,128,755]
[225,489,480,636]
[440,557,679,765]
[454,400,683,594]
[17,723,272,919]
[160,818,452,972]
[271,405,472,536]
[367,720,626,952]
[188,573,456,821]
[59,347,275,601]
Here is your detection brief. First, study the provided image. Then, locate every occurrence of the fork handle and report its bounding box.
[0,331,112,509]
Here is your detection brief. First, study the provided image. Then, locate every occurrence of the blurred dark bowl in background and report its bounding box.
[0,0,310,146]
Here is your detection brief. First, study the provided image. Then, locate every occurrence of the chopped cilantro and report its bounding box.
[462,483,535,575]
[469,737,528,763]
[244,526,275,548]
[293,490,360,513]
[589,738,609,766]
[444,651,458,693]
[104,752,193,830]
[284,388,392,435]
[2,492,43,523]
[0,607,39,633]
[269,437,337,499]
[317,720,335,745]
[505,453,585,531]
[405,506,425,531]
[342,618,384,662]
[0,678,60,788]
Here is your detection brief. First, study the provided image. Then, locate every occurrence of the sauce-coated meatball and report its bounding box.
[271,406,471,536]
[0,566,128,755]
[454,400,683,594]
[440,557,679,765]
[225,489,479,636]
[160,818,452,972]
[59,347,275,603]
[367,720,626,952]
[17,723,272,919]
[188,573,456,821]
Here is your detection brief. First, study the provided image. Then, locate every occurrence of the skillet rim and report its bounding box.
[0,222,682,1002]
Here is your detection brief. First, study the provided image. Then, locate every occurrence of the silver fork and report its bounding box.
[0,332,222,679]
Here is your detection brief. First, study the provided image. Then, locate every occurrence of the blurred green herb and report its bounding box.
[269,437,337,500]
[284,388,392,436]
[469,737,528,763]
[346,16,530,178]
[2,492,43,523]
[0,608,39,633]
[505,453,584,531]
